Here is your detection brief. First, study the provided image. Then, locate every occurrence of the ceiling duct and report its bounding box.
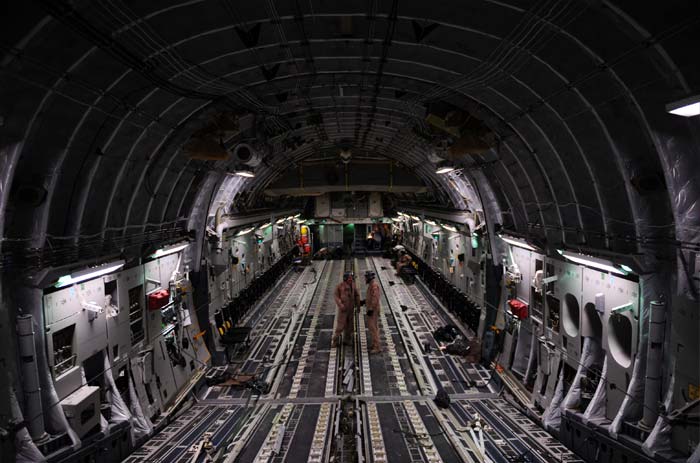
[185,112,240,160]
[232,143,262,167]
[447,131,493,158]
[185,137,228,160]
[425,102,495,158]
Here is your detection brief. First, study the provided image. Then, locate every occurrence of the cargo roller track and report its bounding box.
[130,258,584,463]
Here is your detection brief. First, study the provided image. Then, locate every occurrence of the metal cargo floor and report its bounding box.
[129,258,583,463]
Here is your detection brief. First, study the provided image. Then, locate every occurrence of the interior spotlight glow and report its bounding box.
[391,217,402,222]
[236,227,255,236]
[150,242,189,259]
[233,169,255,178]
[557,250,626,275]
[257,222,271,230]
[435,165,455,174]
[293,213,301,218]
[55,260,125,288]
[499,235,538,252]
[410,215,420,221]
[276,218,286,224]
[424,219,437,226]
[666,95,700,117]
[619,264,634,274]
[442,224,457,232]
[435,160,455,174]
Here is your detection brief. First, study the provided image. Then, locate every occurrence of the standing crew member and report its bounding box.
[363,271,382,354]
[396,250,412,276]
[332,272,360,347]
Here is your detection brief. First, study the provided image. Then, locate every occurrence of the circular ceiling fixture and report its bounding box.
[232,143,263,167]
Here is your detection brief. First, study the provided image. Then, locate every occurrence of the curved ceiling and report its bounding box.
[1,0,699,270]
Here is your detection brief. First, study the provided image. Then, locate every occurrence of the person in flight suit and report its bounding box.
[395,250,412,276]
[362,271,382,354]
[332,271,360,347]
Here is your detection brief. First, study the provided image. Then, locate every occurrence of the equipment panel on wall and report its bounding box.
[104,265,143,365]
[582,267,640,418]
[548,259,584,367]
[44,279,109,400]
[508,246,533,305]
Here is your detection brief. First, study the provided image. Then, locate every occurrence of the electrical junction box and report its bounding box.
[594,292,605,314]
[315,194,330,217]
[210,250,228,271]
[60,385,101,438]
[368,192,382,217]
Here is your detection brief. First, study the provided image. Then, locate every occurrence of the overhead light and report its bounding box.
[666,94,700,117]
[619,264,634,274]
[276,218,286,224]
[391,217,402,222]
[410,215,420,221]
[236,227,255,236]
[257,222,271,230]
[425,219,437,226]
[435,161,455,174]
[397,212,406,217]
[557,250,627,275]
[149,242,189,259]
[232,168,255,178]
[293,214,301,218]
[55,260,126,288]
[442,224,458,232]
[435,166,455,174]
[499,234,538,252]
[296,220,306,224]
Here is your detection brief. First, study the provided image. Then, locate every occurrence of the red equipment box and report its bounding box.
[508,299,529,320]
[148,289,170,311]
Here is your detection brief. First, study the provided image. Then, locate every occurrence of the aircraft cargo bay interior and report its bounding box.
[0,2,699,463]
